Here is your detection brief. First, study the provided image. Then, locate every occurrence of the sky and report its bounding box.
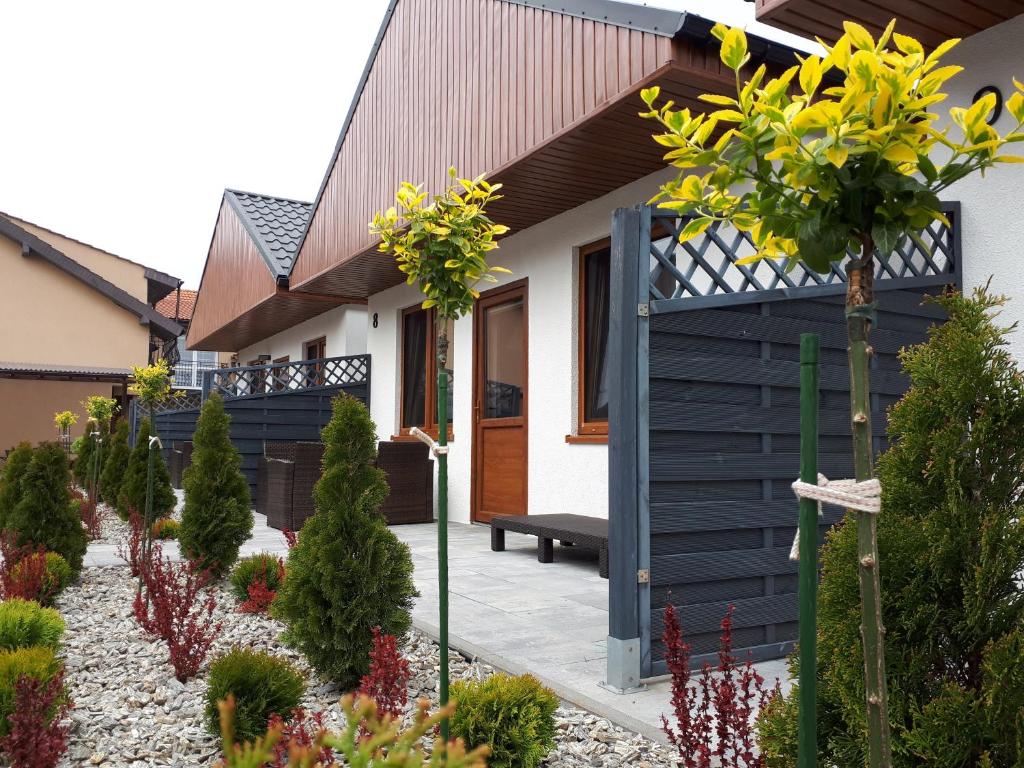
[0,1,814,289]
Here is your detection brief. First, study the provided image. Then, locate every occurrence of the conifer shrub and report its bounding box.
[0,444,33,531]
[229,553,284,602]
[450,673,559,768]
[5,444,86,575]
[72,422,95,488]
[100,420,130,508]
[179,394,251,577]
[205,648,305,742]
[0,646,63,738]
[118,418,175,522]
[0,599,64,652]
[151,518,180,540]
[272,394,417,689]
[759,289,1024,768]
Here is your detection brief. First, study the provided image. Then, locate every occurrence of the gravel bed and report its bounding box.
[56,564,680,767]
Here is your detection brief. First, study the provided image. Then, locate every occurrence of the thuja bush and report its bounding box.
[357,627,410,725]
[450,673,558,768]
[759,289,1024,767]
[0,599,64,652]
[0,667,70,768]
[214,694,489,768]
[0,443,33,531]
[151,518,180,541]
[661,604,776,768]
[119,418,174,521]
[5,444,86,575]
[179,393,252,577]
[0,646,63,738]
[100,419,130,508]
[205,648,305,742]
[72,422,95,488]
[272,394,416,688]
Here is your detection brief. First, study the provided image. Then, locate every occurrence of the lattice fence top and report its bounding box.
[208,355,370,400]
[153,391,202,414]
[647,203,958,309]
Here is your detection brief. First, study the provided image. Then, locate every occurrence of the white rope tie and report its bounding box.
[409,426,449,457]
[789,473,881,561]
[148,435,163,450]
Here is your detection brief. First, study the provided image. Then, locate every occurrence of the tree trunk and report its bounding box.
[436,324,451,743]
[846,237,892,768]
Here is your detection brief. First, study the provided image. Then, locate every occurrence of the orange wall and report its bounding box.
[0,379,119,451]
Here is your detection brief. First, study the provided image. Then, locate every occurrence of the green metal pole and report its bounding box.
[798,334,820,768]
[91,432,104,523]
[437,339,450,744]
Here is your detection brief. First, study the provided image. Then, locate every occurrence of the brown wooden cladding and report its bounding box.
[290,0,674,293]
[756,0,1024,49]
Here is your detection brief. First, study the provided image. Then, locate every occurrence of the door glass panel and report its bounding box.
[483,298,524,419]
[436,315,454,425]
[401,310,427,428]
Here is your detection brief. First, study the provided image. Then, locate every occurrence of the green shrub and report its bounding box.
[450,673,558,768]
[72,422,95,488]
[205,648,305,742]
[0,443,33,531]
[69,437,84,456]
[272,394,416,688]
[100,420,130,508]
[5,443,86,575]
[229,553,283,602]
[119,418,175,521]
[151,518,180,540]
[0,646,63,737]
[179,394,252,577]
[759,289,1024,767]
[0,599,64,652]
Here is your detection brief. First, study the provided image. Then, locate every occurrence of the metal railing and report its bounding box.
[203,354,370,400]
[172,359,220,389]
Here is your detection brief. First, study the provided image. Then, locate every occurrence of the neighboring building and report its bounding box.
[0,213,182,449]
[154,288,227,390]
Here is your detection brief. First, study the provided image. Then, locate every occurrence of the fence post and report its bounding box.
[201,368,213,402]
[604,206,645,693]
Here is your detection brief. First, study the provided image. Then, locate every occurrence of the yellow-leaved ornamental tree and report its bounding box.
[640,20,1024,768]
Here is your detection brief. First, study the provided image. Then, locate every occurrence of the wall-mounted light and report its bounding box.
[973,85,1003,125]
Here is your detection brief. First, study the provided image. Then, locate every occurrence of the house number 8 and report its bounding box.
[372,313,378,328]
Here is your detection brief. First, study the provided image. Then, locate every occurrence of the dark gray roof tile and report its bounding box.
[224,190,312,278]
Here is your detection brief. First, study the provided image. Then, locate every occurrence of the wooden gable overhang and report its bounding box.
[287,0,811,300]
[755,0,1024,50]
[187,194,358,352]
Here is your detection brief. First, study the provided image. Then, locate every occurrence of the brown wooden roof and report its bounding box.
[193,0,816,349]
[755,0,1024,50]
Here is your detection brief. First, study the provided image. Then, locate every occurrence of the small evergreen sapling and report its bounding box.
[272,394,417,689]
[179,393,252,577]
[5,443,86,575]
[100,420,130,508]
[119,418,174,521]
[0,443,33,531]
[72,421,95,489]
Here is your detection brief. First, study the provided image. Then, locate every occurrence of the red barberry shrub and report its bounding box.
[266,708,334,768]
[0,669,71,768]
[78,498,105,541]
[282,528,297,550]
[117,511,145,577]
[661,603,777,768]
[239,577,277,614]
[357,627,410,724]
[132,542,221,682]
[0,535,54,605]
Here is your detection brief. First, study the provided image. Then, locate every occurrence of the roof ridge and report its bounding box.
[223,190,312,285]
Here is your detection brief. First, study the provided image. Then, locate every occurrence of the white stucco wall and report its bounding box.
[237,305,368,363]
[944,15,1024,359]
[367,166,678,525]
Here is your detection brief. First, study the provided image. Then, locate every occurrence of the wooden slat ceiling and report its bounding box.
[191,290,361,353]
[755,0,1024,49]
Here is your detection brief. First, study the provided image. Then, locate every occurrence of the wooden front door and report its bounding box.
[472,280,528,522]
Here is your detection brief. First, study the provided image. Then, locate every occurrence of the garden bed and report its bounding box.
[57,561,679,767]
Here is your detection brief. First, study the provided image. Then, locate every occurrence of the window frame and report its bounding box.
[397,304,453,440]
[575,238,611,439]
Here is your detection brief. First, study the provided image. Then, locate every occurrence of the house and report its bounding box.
[154,288,230,390]
[186,0,1024,686]
[0,212,182,449]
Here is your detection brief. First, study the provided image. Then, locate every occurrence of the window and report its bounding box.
[303,336,327,385]
[246,358,266,394]
[400,305,454,436]
[577,240,611,436]
[271,356,289,391]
